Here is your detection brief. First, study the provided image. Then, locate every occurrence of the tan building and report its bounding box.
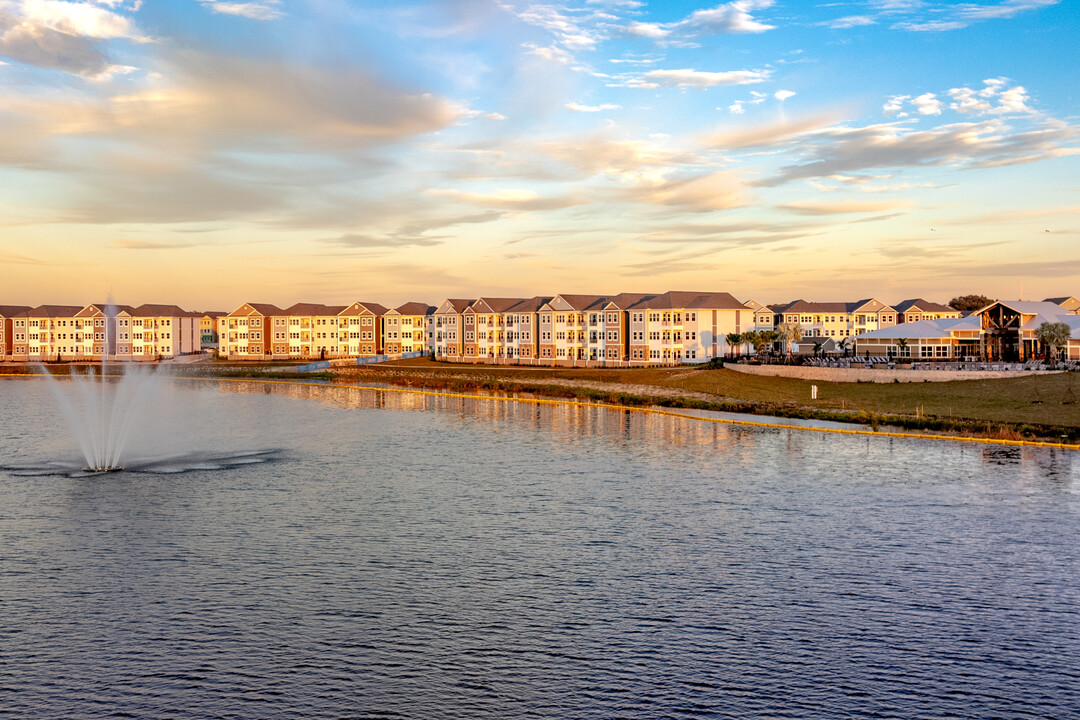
[892,299,961,323]
[776,299,897,342]
[1045,296,1080,313]
[384,302,435,356]
[220,303,284,360]
[627,291,749,365]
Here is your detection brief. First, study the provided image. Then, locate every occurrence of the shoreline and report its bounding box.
[5,361,1078,447]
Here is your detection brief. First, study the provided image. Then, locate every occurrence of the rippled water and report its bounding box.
[1,378,1078,719]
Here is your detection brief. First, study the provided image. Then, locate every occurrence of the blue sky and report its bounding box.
[1,0,1077,309]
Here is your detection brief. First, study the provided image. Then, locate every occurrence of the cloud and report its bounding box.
[319,233,443,249]
[890,0,1059,31]
[621,0,775,42]
[19,0,144,40]
[779,199,911,215]
[949,79,1033,115]
[704,113,841,149]
[523,42,574,64]
[630,67,770,89]
[565,102,620,112]
[824,15,876,28]
[0,10,110,75]
[199,1,284,20]
[774,89,795,101]
[755,118,1077,186]
[911,92,942,115]
[425,188,584,211]
[618,171,747,212]
[673,0,775,35]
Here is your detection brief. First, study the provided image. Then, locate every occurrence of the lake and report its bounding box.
[1,377,1078,719]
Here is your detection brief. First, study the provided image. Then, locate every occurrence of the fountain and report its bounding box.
[35,301,166,473]
[4,301,280,478]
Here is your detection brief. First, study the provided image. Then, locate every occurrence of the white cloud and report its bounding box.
[824,15,876,28]
[200,2,283,21]
[523,42,574,64]
[774,89,795,101]
[729,101,745,114]
[624,21,669,38]
[949,79,1032,115]
[680,0,776,35]
[565,102,621,112]
[912,92,942,115]
[486,112,507,120]
[630,67,770,89]
[883,94,910,116]
[20,0,143,39]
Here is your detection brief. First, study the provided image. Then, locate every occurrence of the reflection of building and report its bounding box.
[855,300,1080,361]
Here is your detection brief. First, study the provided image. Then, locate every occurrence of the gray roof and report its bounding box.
[855,316,980,340]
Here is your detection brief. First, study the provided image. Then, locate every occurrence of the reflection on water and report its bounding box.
[1,378,1079,720]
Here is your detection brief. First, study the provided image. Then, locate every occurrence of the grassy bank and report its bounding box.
[331,359,1080,443]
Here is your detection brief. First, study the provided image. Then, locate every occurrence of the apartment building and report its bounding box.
[384,302,435,356]
[774,299,897,340]
[201,312,225,346]
[538,295,609,365]
[892,299,962,324]
[1,305,32,361]
[503,297,551,363]
[220,303,283,359]
[627,291,749,365]
[433,299,473,360]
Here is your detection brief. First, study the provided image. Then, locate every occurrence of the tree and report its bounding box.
[1035,321,1072,362]
[837,337,850,357]
[742,330,760,356]
[949,294,995,312]
[758,329,779,354]
[725,332,743,359]
[896,337,909,359]
[776,322,803,357]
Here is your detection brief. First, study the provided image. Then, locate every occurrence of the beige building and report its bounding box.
[384,302,435,356]
[892,299,962,323]
[433,299,473,360]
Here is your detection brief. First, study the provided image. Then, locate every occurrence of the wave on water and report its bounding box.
[2,449,280,478]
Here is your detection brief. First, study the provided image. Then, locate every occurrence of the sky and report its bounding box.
[1,0,1077,311]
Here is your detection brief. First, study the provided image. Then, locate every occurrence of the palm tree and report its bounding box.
[1035,321,1071,363]
[896,337,909,360]
[758,329,779,355]
[742,330,760,356]
[776,322,803,357]
[725,332,743,359]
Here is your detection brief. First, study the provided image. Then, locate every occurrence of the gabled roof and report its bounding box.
[779,299,851,314]
[1044,296,1080,311]
[200,311,227,318]
[0,305,31,317]
[547,294,609,312]
[892,298,956,314]
[280,302,341,316]
[975,300,1070,318]
[229,303,284,317]
[742,298,765,311]
[603,292,657,311]
[340,301,388,316]
[129,303,202,318]
[506,296,553,313]
[26,305,84,318]
[847,298,893,313]
[471,297,528,314]
[436,299,474,314]
[629,291,746,311]
[393,301,436,316]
